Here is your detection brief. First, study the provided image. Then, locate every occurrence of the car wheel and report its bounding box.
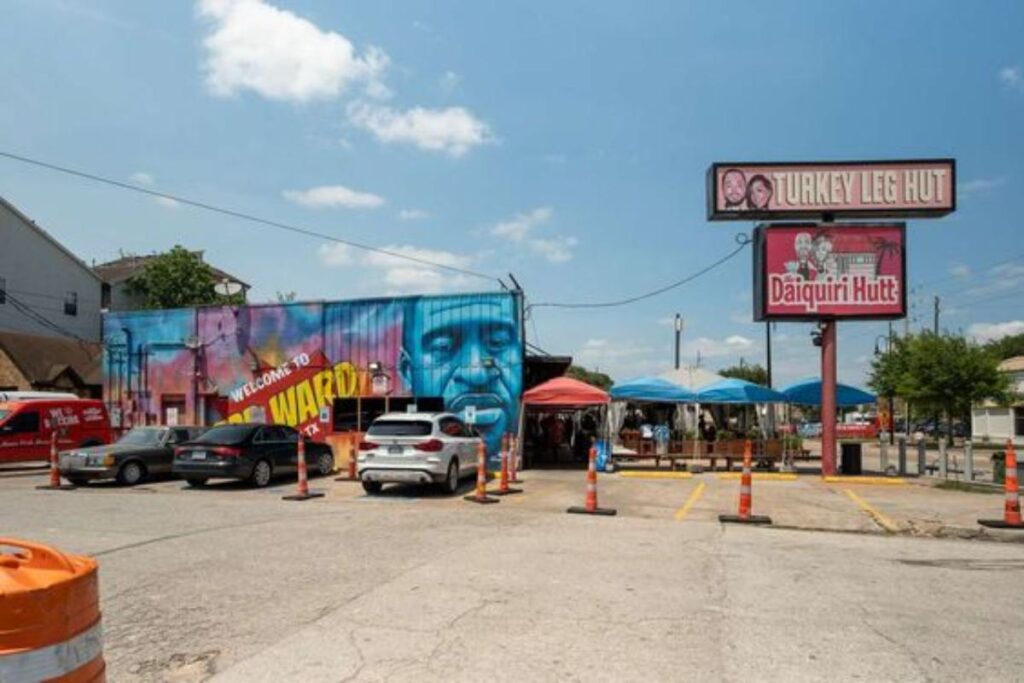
[443,459,460,495]
[185,478,208,488]
[67,477,90,487]
[250,459,273,488]
[116,461,146,486]
[316,451,334,477]
[361,480,382,495]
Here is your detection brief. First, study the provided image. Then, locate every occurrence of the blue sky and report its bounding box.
[2,0,1023,386]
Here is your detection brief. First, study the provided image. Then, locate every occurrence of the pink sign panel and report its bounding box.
[709,160,955,220]
[753,224,906,321]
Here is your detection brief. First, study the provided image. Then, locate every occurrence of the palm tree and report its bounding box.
[868,236,902,276]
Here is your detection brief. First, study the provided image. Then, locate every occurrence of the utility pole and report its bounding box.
[933,296,940,334]
[887,321,895,445]
[765,322,773,388]
[674,314,683,370]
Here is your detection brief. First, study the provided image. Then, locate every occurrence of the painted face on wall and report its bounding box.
[399,296,522,455]
[722,170,747,206]
[813,236,833,266]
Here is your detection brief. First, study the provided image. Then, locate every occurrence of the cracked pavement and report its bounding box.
[2,468,1024,681]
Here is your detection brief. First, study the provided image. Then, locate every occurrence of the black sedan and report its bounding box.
[172,423,335,488]
[59,426,206,486]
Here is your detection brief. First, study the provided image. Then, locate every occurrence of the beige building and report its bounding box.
[971,356,1024,445]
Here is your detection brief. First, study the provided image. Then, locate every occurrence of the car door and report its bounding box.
[250,427,276,470]
[456,419,479,475]
[157,428,191,475]
[278,427,300,473]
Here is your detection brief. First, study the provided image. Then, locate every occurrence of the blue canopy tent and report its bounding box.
[779,378,876,407]
[695,378,787,404]
[609,377,697,403]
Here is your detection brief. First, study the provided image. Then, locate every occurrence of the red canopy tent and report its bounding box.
[521,377,610,407]
[518,377,609,469]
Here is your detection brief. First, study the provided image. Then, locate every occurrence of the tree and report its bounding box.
[566,365,613,391]
[126,246,242,309]
[868,332,1011,429]
[276,291,298,303]
[719,363,769,386]
[985,333,1024,361]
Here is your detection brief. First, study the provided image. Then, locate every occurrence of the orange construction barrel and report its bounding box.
[0,538,105,682]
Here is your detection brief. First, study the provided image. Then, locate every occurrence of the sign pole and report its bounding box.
[821,320,838,476]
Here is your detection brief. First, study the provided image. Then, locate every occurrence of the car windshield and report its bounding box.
[117,428,166,446]
[0,409,9,422]
[368,420,433,437]
[192,425,254,445]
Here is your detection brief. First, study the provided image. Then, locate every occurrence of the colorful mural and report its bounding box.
[102,292,524,458]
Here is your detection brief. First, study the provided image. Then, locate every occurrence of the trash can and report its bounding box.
[992,451,1005,485]
[840,442,863,476]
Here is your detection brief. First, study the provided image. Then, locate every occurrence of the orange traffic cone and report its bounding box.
[335,431,361,482]
[719,439,771,525]
[567,445,616,516]
[979,440,1024,529]
[283,437,325,501]
[508,434,523,484]
[492,434,522,496]
[36,429,76,490]
[464,441,499,504]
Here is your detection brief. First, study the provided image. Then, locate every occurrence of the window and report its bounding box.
[367,420,433,437]
[1015,407,1024,438]
[0,276,5,304]
[64,291,78,316]
[439,417,464,437]
[2,411,40,434]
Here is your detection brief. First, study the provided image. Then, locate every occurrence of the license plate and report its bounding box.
[191,451,207,460]
[388,445,404,455]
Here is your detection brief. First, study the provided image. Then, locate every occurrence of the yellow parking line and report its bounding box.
[716,472,798,481]
[619,471,693,480]
[824,476,906,486]
[674,481,706,521]
[844,489,899,533]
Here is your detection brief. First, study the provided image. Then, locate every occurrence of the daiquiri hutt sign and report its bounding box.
[752,224,906,322]
[708,159,955,220]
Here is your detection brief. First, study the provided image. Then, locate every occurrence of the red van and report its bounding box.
[0,398,113,463]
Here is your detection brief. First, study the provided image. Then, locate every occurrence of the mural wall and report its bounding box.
[102,292,524,457]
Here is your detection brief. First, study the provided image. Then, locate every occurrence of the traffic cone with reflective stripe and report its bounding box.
[719,439,771,525]
[36,429,76,490]
[979,440,1024,529]
[567,445,616,516]
[508,434,523,484]
[492,434,522,496]
[464,441,499,504]
[336,431,361,482]
[284,438,324,501]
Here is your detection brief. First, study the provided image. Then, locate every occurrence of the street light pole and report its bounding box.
[674,314,683,370]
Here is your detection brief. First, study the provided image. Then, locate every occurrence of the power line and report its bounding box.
[4,292,93,345]
[529,233,751,310]
[0,150,498,284]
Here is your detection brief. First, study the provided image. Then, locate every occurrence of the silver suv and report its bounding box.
[357,412,483,495]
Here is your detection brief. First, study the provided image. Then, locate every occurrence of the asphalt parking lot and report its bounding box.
[3,464,1024,682]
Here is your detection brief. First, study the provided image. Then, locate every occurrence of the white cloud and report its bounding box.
[529,236,578,264]
[968,320,1024,343]
[130,172,154,186]
[317,243,353,267]
[398,209,429,221]
[197,0,389,103]
[488,207,577,264]
[574,339,660,379]
[686,335,757,359]
[999,65,1023,91]
[440,70,461,94]
[966,262,1024,298]
[347,102,492,157]
[958,177,1007,198]
[491,207,552,241]
[949,264,971,279]
[155,196,180,209]
[283,185,385,209]
[318,242,472,295]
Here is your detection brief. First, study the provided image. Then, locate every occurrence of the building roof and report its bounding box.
[998,356,1024,373]
[94,252,250,289]
[0,196,102,283]
[0,330,103,386]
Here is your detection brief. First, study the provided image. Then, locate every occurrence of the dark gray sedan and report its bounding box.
[59,426,205,486]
